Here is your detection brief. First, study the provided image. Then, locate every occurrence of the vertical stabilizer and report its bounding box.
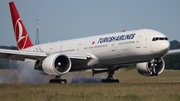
[9,2,33,50]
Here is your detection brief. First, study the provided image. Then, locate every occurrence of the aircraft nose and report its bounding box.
[161,41,170,54]
[155,41,170,56]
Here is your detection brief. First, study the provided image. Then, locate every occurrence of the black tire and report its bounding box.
[49,79,52,83]
[114,79,119,83]
[62,79,67,84]
[101,79,119,83]
[101,79,106,83]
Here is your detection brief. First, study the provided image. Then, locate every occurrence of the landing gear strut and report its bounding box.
[101,68,119,83]
[49,76,67,84]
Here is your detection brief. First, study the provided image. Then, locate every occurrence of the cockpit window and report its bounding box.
[164,37,168,40]
[152,37,168,41]
[152,38,156,41]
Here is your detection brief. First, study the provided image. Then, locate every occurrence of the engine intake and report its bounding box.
[42,53,72,75]
[136,58,165,76]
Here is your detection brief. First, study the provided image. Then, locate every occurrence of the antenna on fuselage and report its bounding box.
[122,30,128,32]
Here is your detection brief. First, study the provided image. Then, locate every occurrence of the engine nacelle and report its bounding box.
[42,53,72,75]
[136,58,165,76]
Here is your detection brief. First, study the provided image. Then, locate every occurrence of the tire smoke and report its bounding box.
[0,59,107,84]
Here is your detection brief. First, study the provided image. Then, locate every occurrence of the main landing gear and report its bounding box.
[49,76,67,84]
[101,68,119,83]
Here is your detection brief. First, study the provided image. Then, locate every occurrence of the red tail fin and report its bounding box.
[9,2,33,50]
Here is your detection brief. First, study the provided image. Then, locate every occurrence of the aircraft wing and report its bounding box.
[167,49,180,55]
[0,49,47,61]
[0,49,89,62]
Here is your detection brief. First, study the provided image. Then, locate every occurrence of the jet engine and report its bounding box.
[42,53,72,75]
[136,58,165,76]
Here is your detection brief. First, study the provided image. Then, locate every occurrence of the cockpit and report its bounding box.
[152,37,168,41]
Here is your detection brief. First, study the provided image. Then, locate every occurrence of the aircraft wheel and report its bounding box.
[49,79,67,84]
[61,79,67,84]
[101,79,119,83]
[49,79,53,83]
[114,79,119,83]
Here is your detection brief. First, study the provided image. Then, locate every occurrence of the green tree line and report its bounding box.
[164,54,180,70]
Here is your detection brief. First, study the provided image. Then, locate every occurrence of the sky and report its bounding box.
[0,0,180,46]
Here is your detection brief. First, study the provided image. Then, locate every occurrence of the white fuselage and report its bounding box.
[24,29,170,71]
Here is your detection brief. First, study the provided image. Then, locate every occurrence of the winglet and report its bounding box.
[9,2,33,50]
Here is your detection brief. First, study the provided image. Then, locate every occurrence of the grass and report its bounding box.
[0,83,179,101]
[0,69,180,101]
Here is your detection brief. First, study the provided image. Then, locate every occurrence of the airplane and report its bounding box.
[0,1,180,84]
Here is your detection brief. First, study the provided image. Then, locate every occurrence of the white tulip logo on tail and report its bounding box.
[15,18,27,49]
[16,18,25,43]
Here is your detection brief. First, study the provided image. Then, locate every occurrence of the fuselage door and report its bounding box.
[136,36,142,48]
